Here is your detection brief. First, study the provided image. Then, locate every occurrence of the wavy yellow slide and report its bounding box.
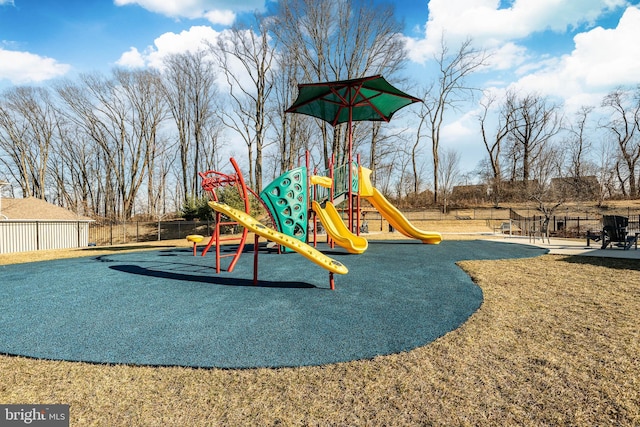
[208,201,348,275]
[358,167,442,244]
[312,201,368,254]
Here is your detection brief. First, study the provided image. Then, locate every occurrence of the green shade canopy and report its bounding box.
[285,75,421,233]
[285,75,421,126]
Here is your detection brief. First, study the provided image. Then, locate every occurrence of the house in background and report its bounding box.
[0,198,93,254]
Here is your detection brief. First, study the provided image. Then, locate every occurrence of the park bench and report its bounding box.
[497,221,512,234]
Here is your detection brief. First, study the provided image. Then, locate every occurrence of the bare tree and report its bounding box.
[161,50,218,203]
[48,122,101,215]
[410,96,429,195]
[595,138,619,203]
[56,69,165,219]
[601,87,640,198]
[478,91,513,205]
[272,0,404,84]
[270,0,406,169]
[422,37,488,204]
[0,86,60,199]
[363,120,413,189]
[57,74,118,217]
[500,135,517,182]
[438,147,461,213]
[392,144,414,200]
[505,91,562,187]
[270,49,313,174]
[528,142,565,234]
[561,105,600,201]
[566,106,594,179]
[211,21,275,193]
[497,93,567,232]
[117,68,167,217]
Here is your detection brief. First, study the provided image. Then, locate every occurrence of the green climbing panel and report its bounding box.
[260,166,308,250]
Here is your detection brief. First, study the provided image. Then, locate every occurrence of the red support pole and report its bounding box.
[356,153,361,236]
[306,151,311,245]
[226,158,250,273]
[329,154,335,249]
[329,272,335,291]
[347,107,354,233]
[214,213,221,274]
[312,165,318,247]
[253,233,259,285]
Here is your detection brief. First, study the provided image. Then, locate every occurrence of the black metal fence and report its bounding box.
[509,211,640,238]
[88,220,215,246]
[88,208,640,247]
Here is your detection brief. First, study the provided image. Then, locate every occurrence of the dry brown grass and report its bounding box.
[1,232,639,426]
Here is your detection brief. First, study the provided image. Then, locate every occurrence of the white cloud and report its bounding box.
[116,25,222,69]
[115,47,147,68]
[0,49,70,84]
[114,0,265,24]
[565,6,640,88]
[442,114,476,140]
[405,0,627,64]
[400,1,637,173]
[487,42,528,71]
[510,6,640,109]
[404,0,638,113]
[0,0,15,6]
[114,25,264,97]
[203,9,236,26]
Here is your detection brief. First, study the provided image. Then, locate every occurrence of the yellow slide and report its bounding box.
[358,167,442,244]
[312,201,368,254]
[208,201,348,275]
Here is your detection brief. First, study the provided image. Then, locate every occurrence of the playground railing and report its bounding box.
[332,162,358,200]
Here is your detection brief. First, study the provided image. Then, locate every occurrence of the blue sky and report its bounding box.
[1,0,640,172]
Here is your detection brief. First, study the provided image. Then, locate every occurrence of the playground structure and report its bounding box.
[194,74,441,290]
[196,153,442,290]
[357,167,442,244]
[198,157,347,289]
